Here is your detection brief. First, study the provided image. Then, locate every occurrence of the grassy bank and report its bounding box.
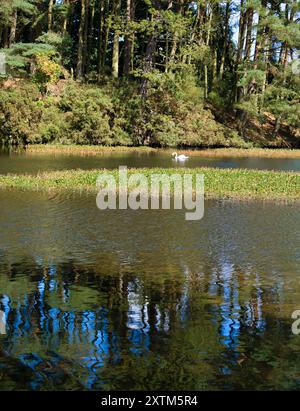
[25,145,156,156]
[170,148,300,159]
[25,145,300,159]
[0,168,299,201]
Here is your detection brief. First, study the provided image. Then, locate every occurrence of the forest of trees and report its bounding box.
[0,0,299,147]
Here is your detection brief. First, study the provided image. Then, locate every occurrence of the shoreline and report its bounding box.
[0,167,299,201]
[21,145,300,159]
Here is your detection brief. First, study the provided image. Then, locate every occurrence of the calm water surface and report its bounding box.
[0,190,299,390]
[0,150,300,174]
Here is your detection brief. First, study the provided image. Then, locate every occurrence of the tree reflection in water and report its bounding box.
[0,254,299,391]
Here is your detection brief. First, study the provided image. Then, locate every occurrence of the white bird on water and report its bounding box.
[172,152,189,161]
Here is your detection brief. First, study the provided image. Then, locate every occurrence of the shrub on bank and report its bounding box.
[0,77,248,148]
[59,84,132,146]
[0,82,41,146]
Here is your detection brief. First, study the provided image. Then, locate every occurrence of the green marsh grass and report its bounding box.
[25,145,300,159]
[0,168,299,201]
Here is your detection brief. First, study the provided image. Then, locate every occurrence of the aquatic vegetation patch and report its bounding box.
[0,168,299,201]
[24,145,300,159]
[24,144,156,156]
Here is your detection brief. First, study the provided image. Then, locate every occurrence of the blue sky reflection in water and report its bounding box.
[0,191,299,390]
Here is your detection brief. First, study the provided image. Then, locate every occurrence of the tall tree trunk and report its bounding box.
[86,0,95,75]
[102,0,110,69]
[280,2,295,68]
[3,27,9,48]
[76,0,86,80]
[97,0,104,79]
[182,0,204,65]
[220,1,230,79]
[185,0,203,65]
[204,4,213,99]
[112,0,121,78]
[261,27,270,110]
[236,0,246,66]
[254,0,267,67]
[169,35,178,67]
[212,49,217,82]
[251,4,266,109]
[97,0,110,79]
[112,33,120,78]
[273,114,282,138]
[279,42,288,67]
[9,9,18,47]
[83,0,89,77]
[48,0,54,31]
[124,0,134,76]
[139,30,157,143]
[140,33,157,100]
[235,0,247,101]
[63,0,69,34]
[139,3,161,144]
[244,8,253,62]
[168,0,184,69]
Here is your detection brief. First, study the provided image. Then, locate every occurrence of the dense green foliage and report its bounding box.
[0,78,246,147]
[0,0,299,147]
